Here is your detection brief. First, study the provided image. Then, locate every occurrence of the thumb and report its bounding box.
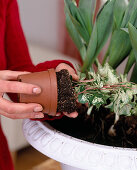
[71,74,79,81]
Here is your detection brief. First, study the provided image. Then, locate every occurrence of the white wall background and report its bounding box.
[17,0,59,50]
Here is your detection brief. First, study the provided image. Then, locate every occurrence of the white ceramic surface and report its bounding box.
[23,119,137,170]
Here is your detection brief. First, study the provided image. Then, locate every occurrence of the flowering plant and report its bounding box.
[64,0,137,125]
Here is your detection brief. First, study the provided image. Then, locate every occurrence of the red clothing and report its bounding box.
[0,0,74,169]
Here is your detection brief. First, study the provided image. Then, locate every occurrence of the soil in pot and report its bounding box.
[56,69,76,113]
[47,70,137,149]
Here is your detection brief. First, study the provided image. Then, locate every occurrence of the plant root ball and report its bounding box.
[56,69,77,114]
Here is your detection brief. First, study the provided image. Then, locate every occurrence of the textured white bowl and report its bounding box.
[23,119,137,170]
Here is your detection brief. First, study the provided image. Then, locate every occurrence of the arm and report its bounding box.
[4,0,77,120]
[5,0,75,72]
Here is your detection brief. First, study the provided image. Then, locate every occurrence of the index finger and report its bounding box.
[0,80,41,94]
[0,70,30,80]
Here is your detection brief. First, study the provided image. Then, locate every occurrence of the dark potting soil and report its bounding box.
[48,104,137,148]
[51,69,137,148]
[56,69,76,113]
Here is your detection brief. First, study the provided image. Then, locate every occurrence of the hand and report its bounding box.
[55,63,79,81]
[56,63,78,118]
[0,70,44,119]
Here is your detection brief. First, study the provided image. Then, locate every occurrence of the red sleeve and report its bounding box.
[5,0,75,72]
[5,0,75,121]
[5,0,34,72]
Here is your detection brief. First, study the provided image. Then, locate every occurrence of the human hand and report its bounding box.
[56,63,78,118]
[0,70,44,119]
[55,63,79,81]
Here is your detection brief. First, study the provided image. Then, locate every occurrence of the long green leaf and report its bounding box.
[82,0,115,72]
[134,17,137,28]
[95,0,115,57]
[81,23,97,72]
[64,0,71,6]
[128,23,137,63]
[121,0,137,27]
[65,11,86,61]
[114,0,128,28]
[128,8,137,27]
[69,3,87,30]
[130,63,137,83]
[70,4,90,44]
[124,50,136,74]
[108,29,131,68]
[79,0,96,35]
[64,0,90,44]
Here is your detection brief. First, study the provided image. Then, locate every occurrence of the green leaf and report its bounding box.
[81,22,97,72]
[121,0,137,27]
[130,63,137,83]
[114,0,128,28]
[128,8,137,27]
[64,0,90,44]
[95,0,115,56]
[78,93,88,104]
[82,0,115,72]
[108,29,131,68]
[65,11,86,61]
[79,0,96,35]
[69,3,86,29]
[64,0,71,7]
[88,95,95,105]
[128,23,137,63]
[121,28,129,33]
[92,96,105,109]
[124,50,136,74]
[134,17,137,28]
[69,3,90,44]
[80,72,86,80]
[80,86,85,92]
[119,104,132,116]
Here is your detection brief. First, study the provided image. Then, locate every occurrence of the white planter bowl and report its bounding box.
[23,119,137,170]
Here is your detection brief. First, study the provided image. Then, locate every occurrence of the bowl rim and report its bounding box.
[23,119,137,170]
[38,121,137,153]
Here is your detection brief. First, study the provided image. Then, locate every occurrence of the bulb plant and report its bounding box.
[64,0,137,131]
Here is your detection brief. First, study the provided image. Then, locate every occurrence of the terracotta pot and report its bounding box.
[18,69,57,116]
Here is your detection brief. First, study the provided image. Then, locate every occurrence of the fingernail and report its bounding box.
[71,115,77,118]
[34,106,43,112]
[35,113,44,118]
[56,113,61,116]
[71,113,78,118]
[73,74,79,80]
[33,88,41,94]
